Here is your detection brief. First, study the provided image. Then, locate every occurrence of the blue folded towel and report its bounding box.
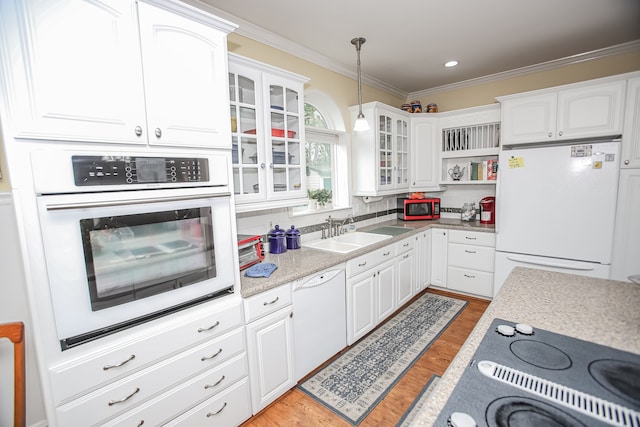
[244,262,278,278]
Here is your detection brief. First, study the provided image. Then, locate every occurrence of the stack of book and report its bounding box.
[466,159,498,181]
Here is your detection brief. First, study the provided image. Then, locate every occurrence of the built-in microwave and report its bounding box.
[397,197,440,221]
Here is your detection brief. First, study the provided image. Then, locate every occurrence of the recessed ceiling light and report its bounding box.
[444,60,459,68]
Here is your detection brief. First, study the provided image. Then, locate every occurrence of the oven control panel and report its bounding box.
[72,155,210,186]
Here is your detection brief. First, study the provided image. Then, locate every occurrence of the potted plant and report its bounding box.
[312,189,332,208]
[307,189,318,210]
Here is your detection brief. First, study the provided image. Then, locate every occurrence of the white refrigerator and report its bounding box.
[494,139,620,296]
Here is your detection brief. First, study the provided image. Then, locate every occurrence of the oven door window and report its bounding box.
[80,207,216,311]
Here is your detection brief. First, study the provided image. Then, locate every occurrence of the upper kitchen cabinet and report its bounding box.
[499,78,626,145]
[621,76,640,169]
[229,54,308,212]
[351,102,410,196]
[0,0,235,148]
[409,115,440,191]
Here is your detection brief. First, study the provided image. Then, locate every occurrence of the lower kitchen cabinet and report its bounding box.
[446,230,495,298]
[396,236,415,307]
[431,229,448,287]
[414,230,432,293]
[244,285,295,414]
[611,169,640,282]
[376,259,397,324]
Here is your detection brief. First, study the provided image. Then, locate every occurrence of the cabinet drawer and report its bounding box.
[243,283,292,323]
[347,245,395,278]
[448,230,495,247]
[448,243,495,272]
[447,267,494,298]
[165,378,251,426]
[50,299,243,405]
[56,328,246,426]
[103,354,249,426]
[395,236,415,254]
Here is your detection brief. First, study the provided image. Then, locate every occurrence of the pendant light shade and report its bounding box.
[352,37,369,132]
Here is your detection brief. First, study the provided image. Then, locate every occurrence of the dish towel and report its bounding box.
[244,262,278,278]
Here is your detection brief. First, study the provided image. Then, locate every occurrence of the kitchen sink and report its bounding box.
[364,226,414,236]
[304,232,392,254]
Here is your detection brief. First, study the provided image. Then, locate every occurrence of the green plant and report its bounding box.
[308,188,332,206]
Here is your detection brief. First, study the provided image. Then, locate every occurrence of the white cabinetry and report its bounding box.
[410,116,440,190]
[0,0,235,148]
[346,237,416,345]
[414,230,432,293]
[244,284,296,414]
[499,79,626,145]
[49,300,250,426]
[430,229,448,287]
[611,74,640,282]
[229,54,309,212]
[447,230,495,298]
[351,102,410,196]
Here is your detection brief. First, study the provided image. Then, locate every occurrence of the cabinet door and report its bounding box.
[501,93,557,144]
[138,2,230,148]
[395,116,410,189]
[377,113,395,191]
[414,231,432,293]
[229,63,266,201]
[396,251,414,308]
[621,77,640,169]
[376,260,396,323]
[346,272,376,345]
[431,229,448,287]
[246,306,296,414]
[2,0,147,144]
[263,74,306,200]
[410,117,440,190]
[556,80,625,141]
[611,169,640,282]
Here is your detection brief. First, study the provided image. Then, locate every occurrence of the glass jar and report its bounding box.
[461,203,477,221]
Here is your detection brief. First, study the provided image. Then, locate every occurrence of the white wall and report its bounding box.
[0,193,47,427]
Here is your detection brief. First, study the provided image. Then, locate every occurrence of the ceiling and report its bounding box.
[194,0,640,96]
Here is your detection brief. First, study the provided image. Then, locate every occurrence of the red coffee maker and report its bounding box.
[479,196,496,224]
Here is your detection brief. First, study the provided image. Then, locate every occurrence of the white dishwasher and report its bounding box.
[293,267,346,381]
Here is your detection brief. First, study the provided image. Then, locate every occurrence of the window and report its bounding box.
[291,101,349,214]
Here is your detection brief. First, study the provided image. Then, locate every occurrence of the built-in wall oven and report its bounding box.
[31,150,237,350]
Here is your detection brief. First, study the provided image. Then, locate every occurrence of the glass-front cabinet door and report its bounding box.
[396,117,409,187]
[378,113,393,191]
[229,54,308,210]
[266,76,304,199]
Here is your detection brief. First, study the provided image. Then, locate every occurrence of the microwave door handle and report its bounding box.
[44,192,231,211]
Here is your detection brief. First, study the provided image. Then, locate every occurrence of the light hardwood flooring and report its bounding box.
[241,288,490,427]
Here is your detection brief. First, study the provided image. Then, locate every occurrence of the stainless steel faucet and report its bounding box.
[324,214,354,238]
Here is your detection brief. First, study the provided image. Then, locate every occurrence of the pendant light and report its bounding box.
[351,37,369,132]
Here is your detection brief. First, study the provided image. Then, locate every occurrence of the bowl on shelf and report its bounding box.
[245,128,296,138]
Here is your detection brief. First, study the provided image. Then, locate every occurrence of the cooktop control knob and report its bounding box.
[515,323,534,335]
[448,411,477,427]
[496,324,515,336]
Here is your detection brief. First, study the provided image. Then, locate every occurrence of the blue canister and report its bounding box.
[285,225,301,250]
[268,225,287,254]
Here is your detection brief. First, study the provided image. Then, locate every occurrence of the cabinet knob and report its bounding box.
[155,128,162,138]
[134,126,143,136]
[558,131,563,137]
[260,163,266,169]
[548,132,552,138]
[625,160,630,165]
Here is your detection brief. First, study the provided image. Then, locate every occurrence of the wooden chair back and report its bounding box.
[0,322,25,427]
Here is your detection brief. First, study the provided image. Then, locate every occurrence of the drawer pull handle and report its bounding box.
[204,375,226,389]
[201,348,223,361]
[403,254,409,259]
[263,296,279,306]
[206,402,227,417]
[108,387,140,406]
[383,251,391,256]
[197,321,220,333]
[465,236,477,240]
[358,261,367,267]
[103,354,135,371]
[137,421,144,427]
[464,274,476,279]
[403,243,409,247]
[464,250,476,254]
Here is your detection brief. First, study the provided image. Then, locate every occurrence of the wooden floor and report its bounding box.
[241,288,490,427]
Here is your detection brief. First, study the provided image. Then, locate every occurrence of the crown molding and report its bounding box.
[408,40,640,100]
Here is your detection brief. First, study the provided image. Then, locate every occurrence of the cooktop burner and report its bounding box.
[435,318,640,427]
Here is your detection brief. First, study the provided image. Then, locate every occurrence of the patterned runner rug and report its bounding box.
[396,375,441,426]
[298,293,466,425]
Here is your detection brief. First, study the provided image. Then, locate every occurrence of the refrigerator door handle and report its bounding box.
[506,256,595,271]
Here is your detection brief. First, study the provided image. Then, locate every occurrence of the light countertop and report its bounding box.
[412,266,640,426]
[239,218,494,298]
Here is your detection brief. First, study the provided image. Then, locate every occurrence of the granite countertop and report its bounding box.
[413,266,640,426]
[240,218,495,298]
